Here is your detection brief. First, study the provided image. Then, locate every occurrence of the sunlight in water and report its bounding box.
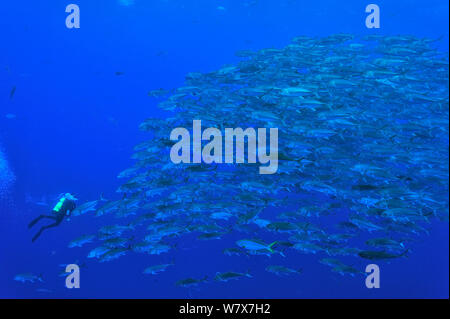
[0,146,14,198]
[117,0,135,7]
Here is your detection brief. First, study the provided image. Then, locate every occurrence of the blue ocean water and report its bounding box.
[0,0,448,298]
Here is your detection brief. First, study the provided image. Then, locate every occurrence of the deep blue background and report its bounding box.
[0,0,448,298]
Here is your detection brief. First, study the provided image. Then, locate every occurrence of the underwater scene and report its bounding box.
[0,0,448,299]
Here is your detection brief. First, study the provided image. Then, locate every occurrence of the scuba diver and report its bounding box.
[28,193,77,242]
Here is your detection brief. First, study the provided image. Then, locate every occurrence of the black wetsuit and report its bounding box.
[29,198,76,242]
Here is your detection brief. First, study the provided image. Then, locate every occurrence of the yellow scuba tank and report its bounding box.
[53,197,66,213]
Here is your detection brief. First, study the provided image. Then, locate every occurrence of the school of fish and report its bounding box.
[27,34,450,287]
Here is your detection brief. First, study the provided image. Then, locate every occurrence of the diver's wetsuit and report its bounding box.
[29,198,76,242]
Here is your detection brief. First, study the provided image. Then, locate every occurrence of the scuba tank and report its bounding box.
[53,197,66,213]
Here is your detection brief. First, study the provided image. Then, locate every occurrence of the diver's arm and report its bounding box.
[66,202,76,217]
[65,209,72,222]
[67,206,75,217]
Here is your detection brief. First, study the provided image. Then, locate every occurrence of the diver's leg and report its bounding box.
[28,215,56,229]
[31,219,62,243]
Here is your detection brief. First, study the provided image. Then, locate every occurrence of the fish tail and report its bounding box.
[400,248,409,258]
[268,241,278,252]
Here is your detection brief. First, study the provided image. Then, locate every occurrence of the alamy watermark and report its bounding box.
[365,4,380,29]
[170,120,279,174]
[65,4,80,29]
[65,263,80,288]
[365,264,380,288]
